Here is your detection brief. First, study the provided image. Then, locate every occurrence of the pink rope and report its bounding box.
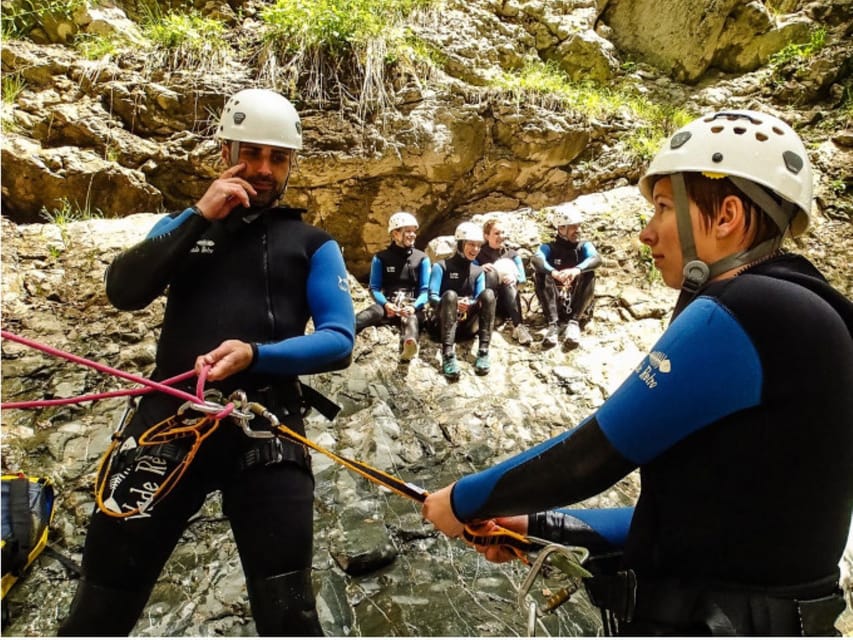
[1,330,208,409]
[1,371,197,409]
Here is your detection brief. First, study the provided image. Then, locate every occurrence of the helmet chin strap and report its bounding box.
[671,173,789,296]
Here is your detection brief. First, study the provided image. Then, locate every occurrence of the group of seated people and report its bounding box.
[354,205,603,379]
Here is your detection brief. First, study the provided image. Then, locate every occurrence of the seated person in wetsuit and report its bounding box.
[475,218,533,346]
[355,211,430,362]
[423,110,853,637]
[532,204,601,348]
[426,221,496,380]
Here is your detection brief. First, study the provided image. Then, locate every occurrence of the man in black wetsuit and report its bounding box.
[532,203,601,348]
[427,221,496,379]
[423,110,853,636]
[355,211,431,362]
[58,89,355,636]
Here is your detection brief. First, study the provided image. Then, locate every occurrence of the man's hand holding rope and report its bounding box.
[195,339,253,382]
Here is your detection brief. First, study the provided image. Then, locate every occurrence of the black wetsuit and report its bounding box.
[532,235,601,324]
[427,252,495,356]
[451,254,853,635]
[475,245,526,325]
[355,243,431,345]
[59,206,355,636]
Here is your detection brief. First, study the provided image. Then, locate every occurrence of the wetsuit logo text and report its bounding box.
[635,350,671,390]
[191,239,215,254]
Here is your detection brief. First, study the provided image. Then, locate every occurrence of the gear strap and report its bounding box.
[584,571,845,636]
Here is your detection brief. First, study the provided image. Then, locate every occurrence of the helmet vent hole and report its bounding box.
[712,152,724,163]
[711,126,724,133]
[734,127,746,135]
[783,150,804,174]
[670,131,691,148]
[772,126,785,136]
[756,132,768,142]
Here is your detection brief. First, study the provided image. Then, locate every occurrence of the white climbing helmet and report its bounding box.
[388,211,419,233]
[552,203,583,227]
[638,109,812,236]
[454,221,484,243]
[217,88,303,151]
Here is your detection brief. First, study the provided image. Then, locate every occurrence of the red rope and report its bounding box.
[1,329,209,409]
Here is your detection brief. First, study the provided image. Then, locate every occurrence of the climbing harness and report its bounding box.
[94,389,248,518]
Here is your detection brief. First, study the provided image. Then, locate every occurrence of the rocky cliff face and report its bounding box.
[2,189,852,636]
[1,0,852,635]
[2,0,851,278]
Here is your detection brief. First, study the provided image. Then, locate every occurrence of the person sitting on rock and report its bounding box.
[475,218,533,346]
[355,211,431,362]
[532,203,601,348]
[426,221,496,379]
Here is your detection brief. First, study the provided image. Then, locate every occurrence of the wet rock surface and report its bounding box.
[2,185,851,635]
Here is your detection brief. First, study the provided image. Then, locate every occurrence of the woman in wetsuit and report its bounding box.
[423,110,853,636]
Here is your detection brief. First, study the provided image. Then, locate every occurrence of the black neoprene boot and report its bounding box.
[247,569,324,636]
[57,580,150,636]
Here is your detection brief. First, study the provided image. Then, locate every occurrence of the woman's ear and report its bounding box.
[715,195,746,240]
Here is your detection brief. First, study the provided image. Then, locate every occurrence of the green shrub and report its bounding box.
[492,60,694,162]
[261,0,432,54]
[770,27,827,67]
[142,7,229,71]
[73,32,120,59]
[40,197,103,226]
[1,0,84,40]
[1,74,25,133]
[258,0,437,108]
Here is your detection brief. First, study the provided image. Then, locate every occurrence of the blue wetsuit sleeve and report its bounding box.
[513,255,526,283]
[146,208,196,239]
[576,242,602,272]
[253,240,355,376]
[528,507,633,553]
[531,244,553,274]
[473,272,485,297]
[367,256,388,306]
[428,264,444,304]
[596,296,762,463]
[105,208,210,311]
[451,296,763,521]
[413,257,431,310]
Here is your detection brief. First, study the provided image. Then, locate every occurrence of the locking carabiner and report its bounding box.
[517,542,591,636]
[227,392,279,439]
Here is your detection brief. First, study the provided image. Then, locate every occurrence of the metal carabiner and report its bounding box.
[227,392,279,439]
[178,388,227,417]
[517,542,591,634]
